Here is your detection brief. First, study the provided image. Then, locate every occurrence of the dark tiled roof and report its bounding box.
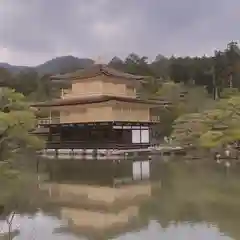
[51,64,146,81]
[32,95,168,107]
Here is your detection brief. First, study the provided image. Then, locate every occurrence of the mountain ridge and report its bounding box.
[0,56,95,75]
[0,53,168,76]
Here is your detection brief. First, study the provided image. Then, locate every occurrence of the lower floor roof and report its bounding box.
[32,95,168,107]
[37,121,159,128]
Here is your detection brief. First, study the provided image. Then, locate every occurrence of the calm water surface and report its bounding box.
[1,159,240,240]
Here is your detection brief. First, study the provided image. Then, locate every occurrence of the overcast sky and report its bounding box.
[0,0,239,66]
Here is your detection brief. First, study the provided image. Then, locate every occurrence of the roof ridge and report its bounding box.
[51,63,146,80]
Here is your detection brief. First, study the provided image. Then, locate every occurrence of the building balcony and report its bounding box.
[37,116,159,126]
[37,117,60,125]
[46,141,152,149]
[150,115,161,122]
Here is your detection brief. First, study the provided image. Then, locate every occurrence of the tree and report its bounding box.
[169,57,193,84]
[225,42,240,89]
[150,54,170,79]
[124,53,154,76]
[13,70,39,96]
[28,74,61,101]
[0,88,44,160]
[171,93,240,148]
[0,88,45,223]
[138,77,162,97]
[108,56,125,71]
[0,68,12,87]
[150,83,214,136]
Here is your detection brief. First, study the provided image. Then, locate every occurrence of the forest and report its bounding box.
[1,41,240,101]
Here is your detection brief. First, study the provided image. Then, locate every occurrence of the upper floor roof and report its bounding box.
[51,64,146,82]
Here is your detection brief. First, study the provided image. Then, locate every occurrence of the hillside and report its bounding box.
[36,56,94,75]
[0,62,30,74]
[0,56,94,75]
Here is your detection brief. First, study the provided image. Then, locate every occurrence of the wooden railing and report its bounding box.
[37,117,60,125]
[150,115,161,122]
[46,141,151,149]
[61,88,72,98]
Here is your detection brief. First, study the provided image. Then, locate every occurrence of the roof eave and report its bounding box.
[50,75,145,82]
[31,96,171,108]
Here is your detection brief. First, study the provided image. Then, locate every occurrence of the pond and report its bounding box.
[1,158,240,240]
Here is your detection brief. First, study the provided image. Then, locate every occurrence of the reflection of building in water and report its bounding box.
[39,159,163,239]
[44,181,158,239]
[41,158,152,186]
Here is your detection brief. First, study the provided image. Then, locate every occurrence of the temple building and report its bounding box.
[33,64,166,150]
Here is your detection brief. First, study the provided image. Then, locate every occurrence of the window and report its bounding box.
[132,129,141,143]
[141,129,149,143]
[122,106,131,112]
[114,106,122,112]
[126,85,135,96]
[132,128,149,143]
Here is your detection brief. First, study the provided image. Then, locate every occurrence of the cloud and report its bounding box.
[0,0,240,66]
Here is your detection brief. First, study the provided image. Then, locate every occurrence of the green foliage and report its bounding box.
[0,68,63,101]
[171,94,240,148]
[0,88,44,160]
[138,77,162,96]
[220,88,239,99]
[150,82,215,136]
[166,42,240,98]
[124,53,154,76]
[0,161,47,216]
[169,58,192,84]
[0,88,46,216]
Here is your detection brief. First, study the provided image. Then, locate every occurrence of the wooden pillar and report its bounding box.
[140,160,143,180]
[49,126,52,142]
[59,126,62,146]
[49,110,52,123]
[140,125,142,144]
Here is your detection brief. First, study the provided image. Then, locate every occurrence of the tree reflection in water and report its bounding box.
[139,160,240,240]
